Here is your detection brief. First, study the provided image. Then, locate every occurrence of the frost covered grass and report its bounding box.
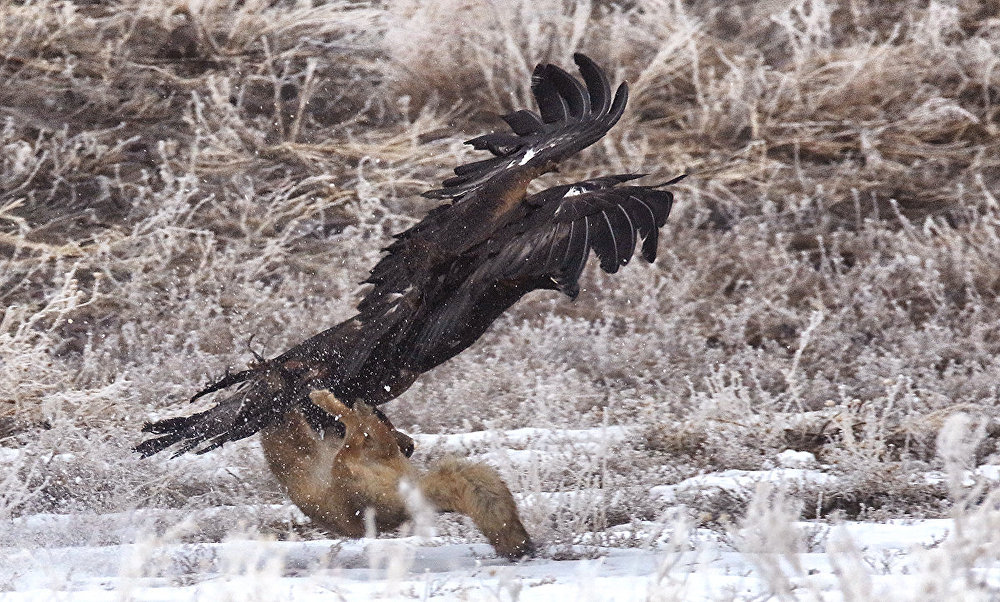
[2,0,1000,598]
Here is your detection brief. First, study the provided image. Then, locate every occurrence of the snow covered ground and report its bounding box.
[3,427,999,601]
[1,500,994,601]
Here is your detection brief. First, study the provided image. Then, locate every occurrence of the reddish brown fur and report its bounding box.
[259,390,533,559]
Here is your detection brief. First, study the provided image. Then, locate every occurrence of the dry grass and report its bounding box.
[2,0,1000,563]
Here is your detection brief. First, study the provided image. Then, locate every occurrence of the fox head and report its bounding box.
[308,390,407,461]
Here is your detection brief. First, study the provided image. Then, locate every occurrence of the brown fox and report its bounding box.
[259,390,534,560]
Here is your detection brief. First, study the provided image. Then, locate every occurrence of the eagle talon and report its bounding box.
[246,333,266,367]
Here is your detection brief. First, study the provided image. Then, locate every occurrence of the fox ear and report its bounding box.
[308,390,350,418]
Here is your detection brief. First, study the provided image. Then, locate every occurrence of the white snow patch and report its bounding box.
[413,426,632,453]
[776,449,818,468]
[0,447,22,463]
[650,468,838,503]
[922,464,1000,487]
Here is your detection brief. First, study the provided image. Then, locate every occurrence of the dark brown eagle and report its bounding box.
[137,53,682,457]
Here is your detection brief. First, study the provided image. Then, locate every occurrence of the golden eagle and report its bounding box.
[137,53,681,457]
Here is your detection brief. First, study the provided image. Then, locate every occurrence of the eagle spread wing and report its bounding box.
[136,53,682,458]
[423,53,627,199]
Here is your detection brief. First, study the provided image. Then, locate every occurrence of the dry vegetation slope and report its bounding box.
[2,0,1000,527]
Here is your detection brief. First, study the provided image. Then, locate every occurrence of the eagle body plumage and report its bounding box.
[136,54,681,457]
